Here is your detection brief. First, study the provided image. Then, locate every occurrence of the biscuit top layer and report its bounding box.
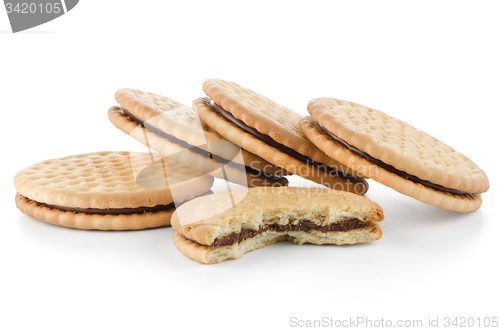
[115,88,224,148]
[171,186,383,246]
[14,152,213,209]
[308,98,489,194]
[115,88,283,173]
[202,79,356,167]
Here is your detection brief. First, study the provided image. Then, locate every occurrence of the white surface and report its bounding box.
[1,1,498,330]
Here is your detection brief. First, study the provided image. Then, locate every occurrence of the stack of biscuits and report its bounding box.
[14,78,489,263]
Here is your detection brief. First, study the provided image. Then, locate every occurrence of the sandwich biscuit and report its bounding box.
[14,152,213,230]
[194,79,368,194]
[301,98,489,212]
[109,88,289,187]
[171,187,383,264]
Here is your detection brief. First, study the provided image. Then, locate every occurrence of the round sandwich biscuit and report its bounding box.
[301,98,489,212]
[14,151,214,230]
[108,106,288,188]
[115,88,289,177]
[111,88,289,187]
[195,79,368,194]
[171,186,383,264]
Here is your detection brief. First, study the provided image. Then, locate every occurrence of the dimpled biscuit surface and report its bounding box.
[114,89,286,175]
[307,98,489,194]
[14,151,214,209]
[202,79,363,170]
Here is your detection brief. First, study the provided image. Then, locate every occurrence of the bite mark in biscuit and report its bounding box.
[172,187,383,264]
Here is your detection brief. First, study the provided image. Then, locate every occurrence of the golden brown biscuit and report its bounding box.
[171,187,383,264]
[301,98,489,212]
[193,92,368,194]
[108,106,289,188]
[14,152,214,230]
[110,88,289,187]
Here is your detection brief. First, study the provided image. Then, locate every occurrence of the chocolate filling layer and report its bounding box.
[24,195,175,215]
[120,108,279,179]
[209,101,354,180]
[315,122,469,196]
[205,219,368,248]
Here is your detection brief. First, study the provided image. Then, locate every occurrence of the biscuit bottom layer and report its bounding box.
[17,194,175,215]
[174,222,382,264]
[197,219,368,248]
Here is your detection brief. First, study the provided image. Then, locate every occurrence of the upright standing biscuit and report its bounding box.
[194,79,368,194]
[171,187,383,264]
[109,88,289,187]
[301,98,489,212]
[14,152,214,230]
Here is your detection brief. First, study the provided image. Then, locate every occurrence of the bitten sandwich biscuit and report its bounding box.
[300,98,489,212]
[193,79,368,194]
[14,152,214,230]
[171,187,383,264]
[108,88,289,187]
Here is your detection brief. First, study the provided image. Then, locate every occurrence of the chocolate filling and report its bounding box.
[121,108,221,161]
[209,101,354,180]
[315,122,469,196]
[204,219,368,248]
[24,195,175,215]
[120,108,279,179]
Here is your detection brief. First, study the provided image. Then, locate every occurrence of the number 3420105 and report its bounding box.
[5,3,62,14]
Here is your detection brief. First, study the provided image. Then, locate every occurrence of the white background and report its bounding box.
[1,1,498,330]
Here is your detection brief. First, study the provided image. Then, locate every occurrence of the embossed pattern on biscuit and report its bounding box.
[114,88,289,176]
[307,98,489,194]
[202,79,365,172]
[14,151,214,209]
[193,96,368,193]
[108,107,290,187]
